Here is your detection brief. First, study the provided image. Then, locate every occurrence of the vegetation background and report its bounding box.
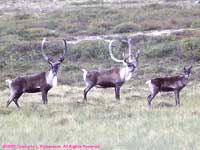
[0,0,200,149]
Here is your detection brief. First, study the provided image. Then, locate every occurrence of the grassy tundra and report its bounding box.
[0,0,200,149]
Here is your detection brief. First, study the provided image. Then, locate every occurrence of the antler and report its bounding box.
[125,38,140,67]
[127,38,132,62]
[58,39,67,62]
[119,38,132,61]
[135,49,140,60]
[41,38,49,61]
[107,40,124,63]
[188,43,194,66]
[126,38,140,61]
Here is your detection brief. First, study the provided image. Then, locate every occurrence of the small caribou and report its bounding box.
[81,39,140,101]
[6,38,67,108]
[146,65,192,107]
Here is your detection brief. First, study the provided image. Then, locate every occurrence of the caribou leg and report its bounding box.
[13,99,21,108]
[83,83,94,102]
[115,86,120,100]
[147,89,159,107]
[7,90,16,107]
[177,91,180,106]
[41,90,48,104]
[7,90,22,108]
[174,90,180,106]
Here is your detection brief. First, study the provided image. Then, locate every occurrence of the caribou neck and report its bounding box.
[46,69,58,87]
[181,75,189,86]
[120,65,134,82]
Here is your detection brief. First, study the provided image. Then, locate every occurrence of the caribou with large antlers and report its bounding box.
[6,38,67,108]
[81,39,140,101]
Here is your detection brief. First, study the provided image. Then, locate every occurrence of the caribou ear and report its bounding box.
[58,57,64,63]
[183,66,187,72]
[188,65,192,72]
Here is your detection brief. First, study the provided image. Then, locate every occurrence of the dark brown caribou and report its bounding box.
[6,38,67,108]
[146,65,192,107]
[81,39,140,102]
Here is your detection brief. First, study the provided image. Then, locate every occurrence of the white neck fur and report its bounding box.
[46,70,57,87]
[119,66,133,82]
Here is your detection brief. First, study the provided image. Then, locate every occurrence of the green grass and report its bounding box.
[1,82,200,149]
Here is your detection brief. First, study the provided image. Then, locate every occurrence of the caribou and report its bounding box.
[6,38,67,108]
[146,65,192,107]
[81,39,140,102]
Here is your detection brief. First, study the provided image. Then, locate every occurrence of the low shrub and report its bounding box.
[113,22,138,33]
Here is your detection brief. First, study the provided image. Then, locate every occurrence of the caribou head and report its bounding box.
[41,38,67,77]
[108,38,140,81]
